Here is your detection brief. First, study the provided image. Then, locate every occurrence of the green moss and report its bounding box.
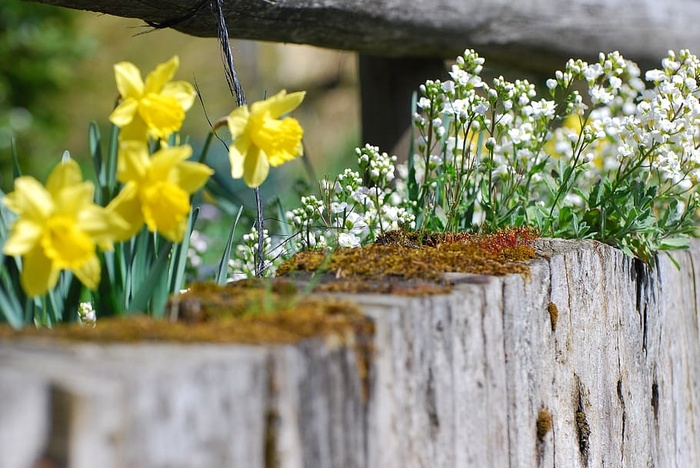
[278,228,538,294]
[0,280,374,347]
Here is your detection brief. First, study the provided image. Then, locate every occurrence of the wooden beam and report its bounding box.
[29,0,700,73]
[359,55,448,156]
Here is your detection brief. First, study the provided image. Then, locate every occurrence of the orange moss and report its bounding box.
[277,228,539,294]
[537,408,553,441]
[547,302,559,331]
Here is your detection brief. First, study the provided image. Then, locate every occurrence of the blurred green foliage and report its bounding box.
[0,0,95,189]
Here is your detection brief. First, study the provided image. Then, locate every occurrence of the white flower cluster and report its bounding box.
[227,227,279,280]
[358,145,396,186]
[186,230,209,269]
[232,48,699,275]
[404,48,700,235]
[285,144,415,250]
[629,50,700,186]
[546,50,700,190]
[285,194,328,249]
[77,302,96,327]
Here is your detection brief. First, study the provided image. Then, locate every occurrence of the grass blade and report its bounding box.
[169,207,200,294]
[128,242,173,314]
[216,205,243,285]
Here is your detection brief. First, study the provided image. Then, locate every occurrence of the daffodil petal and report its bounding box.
[78,205,129,251]
[72,255,101,291]
[118,119,149,142]
[229,137,250,179]
[145,56,179,93]
[109,98,139,128]
[41,215,96,270]
[139,93,186,139]
[251,90,305,118]
[162,81,196,112]
[52,182,95,220]
[114,62,145,99]
[227,106,250,139]
[563,114,583,131]
[243,147,270,188]
[142,181,190,242]
[257,117,304,166]
[4,177,53,220]
[46,159,83,197]
[149,145,192,179]
[3,219,42,256]
[176,161,214,194]
[105,183,145,242]
[21,246,59,297]
[117,141,150,183]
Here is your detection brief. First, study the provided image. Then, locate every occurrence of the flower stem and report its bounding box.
[254,186,265,277]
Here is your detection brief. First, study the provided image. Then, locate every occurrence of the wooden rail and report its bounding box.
[27,0,700,70]
[30,0,700,154]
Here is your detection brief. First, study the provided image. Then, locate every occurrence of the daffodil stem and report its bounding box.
[254,186,264,277]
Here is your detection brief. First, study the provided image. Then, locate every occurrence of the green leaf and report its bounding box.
[658,235,691,251]
[665,251,682,270]
[89,122,104,193]
[0,286,23,329]
[128,242,173,314]
[217,206,243,285]
[106,124,120,198]
[11,140,22,179]
[408,91,420,214]
[169,208,200,294]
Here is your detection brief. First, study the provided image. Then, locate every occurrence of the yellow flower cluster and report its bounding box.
[2,57,212,296]
[108,56,196,142]
[3,159,127,296]
[227,90,305,188]
[107,141,213,243]
[2,56,306,298]
[107,56,213,245]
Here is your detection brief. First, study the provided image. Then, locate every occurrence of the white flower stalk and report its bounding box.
[396,48,700,261]
[228,227,282,280]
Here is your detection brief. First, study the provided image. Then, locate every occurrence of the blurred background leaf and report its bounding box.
[0,0,95,187]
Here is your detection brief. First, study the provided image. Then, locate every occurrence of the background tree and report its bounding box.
[0,0,94,190]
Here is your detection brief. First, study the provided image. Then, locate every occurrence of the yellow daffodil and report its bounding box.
[109,56,196,141]
[107,141,213,242]
[227,90,305,188]
[2,159,128,296]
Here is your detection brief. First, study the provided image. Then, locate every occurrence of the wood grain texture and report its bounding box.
[2,240,700,466]
[28,0,700,71]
